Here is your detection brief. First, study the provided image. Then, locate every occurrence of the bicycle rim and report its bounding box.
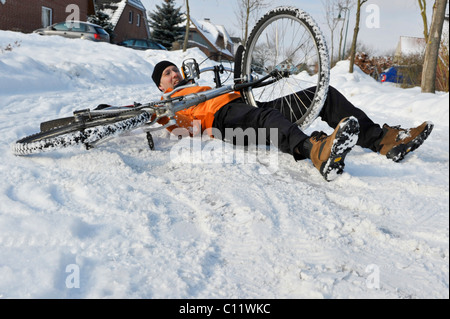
[241,7,330,129]
[13,111,150,155]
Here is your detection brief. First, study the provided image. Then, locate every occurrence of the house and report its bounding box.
[0,0,95,33]
[93,0,150,43]
[394,36,426,61]
[179,17,235,61]
[0,0,149,44]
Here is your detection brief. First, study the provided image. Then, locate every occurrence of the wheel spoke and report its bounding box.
[241,7,330,129]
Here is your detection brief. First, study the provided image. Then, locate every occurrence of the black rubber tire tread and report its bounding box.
[241,6,330,129]
[13,110,151,155]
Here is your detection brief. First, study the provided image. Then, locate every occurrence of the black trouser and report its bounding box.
[319,86,383,150]
[212,99,308,159]
[257,86,385,151]
[212,86,385,159]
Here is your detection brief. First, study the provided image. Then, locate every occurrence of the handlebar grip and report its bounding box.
[234,45,245,84]
[234,82,252,91]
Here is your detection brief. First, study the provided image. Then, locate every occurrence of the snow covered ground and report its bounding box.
[0,31,448,299]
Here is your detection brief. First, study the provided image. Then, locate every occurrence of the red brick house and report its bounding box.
[0,0,149,44]
[0,0,95,33]
[94,0,150,43]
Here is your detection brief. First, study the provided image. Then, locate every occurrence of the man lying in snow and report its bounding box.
[151,60,433,182]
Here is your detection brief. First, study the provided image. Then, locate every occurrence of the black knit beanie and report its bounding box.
[152,60,176,87]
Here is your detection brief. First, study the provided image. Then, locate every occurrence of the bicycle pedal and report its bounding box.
[146,132,155,150]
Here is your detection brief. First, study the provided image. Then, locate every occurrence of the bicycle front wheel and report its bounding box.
[12,110,151,155]
[241,6,330,129]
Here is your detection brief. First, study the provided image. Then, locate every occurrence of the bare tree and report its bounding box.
[322,0,341,66]
[235,0,269,45]
[348,0,368,73]
[337,0,353,61]
[421,0,448,93]
[183,0,190,52]
[418,0,430,42]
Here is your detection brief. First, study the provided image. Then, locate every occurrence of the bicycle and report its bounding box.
[12,6,330,156]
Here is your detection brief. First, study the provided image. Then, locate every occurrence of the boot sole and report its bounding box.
[320,117,360,181]
[387,121,434,162]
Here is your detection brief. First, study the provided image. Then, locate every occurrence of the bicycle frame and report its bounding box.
[81,67,277,140]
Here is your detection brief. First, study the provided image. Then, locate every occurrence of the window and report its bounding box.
[148,41,159,49]
[123,39,135,45]
[137,14,141,27]
[71,23,87,32]
[94,27,109,35]
[128,11,133,24]
[42,7,52,27]
[135,40,147,48]
[52,22,70,31]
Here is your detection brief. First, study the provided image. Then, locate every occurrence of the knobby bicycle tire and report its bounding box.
[241,6,330,130]
[12,110,151,155]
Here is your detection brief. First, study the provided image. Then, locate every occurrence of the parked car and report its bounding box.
[34,21,110,42]
[117,39,167,51]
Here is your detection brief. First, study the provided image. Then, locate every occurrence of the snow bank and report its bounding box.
[0,30,448,299]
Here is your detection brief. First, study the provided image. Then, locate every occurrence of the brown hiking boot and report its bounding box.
[377,121,434,162]
[304,117,360,181]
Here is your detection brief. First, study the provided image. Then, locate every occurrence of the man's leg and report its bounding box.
[258,86,433,161]
[318,86,385,151]
[212,102,360,181]
[212,102,309,159]
[258,86,384,151]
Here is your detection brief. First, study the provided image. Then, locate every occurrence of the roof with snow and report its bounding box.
[95,0,146,28]
[184,17,234,57]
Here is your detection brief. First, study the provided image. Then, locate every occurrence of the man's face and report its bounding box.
[158,65,183,92]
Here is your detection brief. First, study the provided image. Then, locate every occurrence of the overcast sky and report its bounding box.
[141,0,447,55]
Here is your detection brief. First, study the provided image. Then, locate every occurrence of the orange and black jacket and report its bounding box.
[157,85,241,137]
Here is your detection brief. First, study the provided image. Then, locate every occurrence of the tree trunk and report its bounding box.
[322,0,340,66]
[244,0,250,45]
[183,0,190,52]
[417,0,429,43]
[338,18,345,60]
[349,0,367,73]
[421,0,448,93]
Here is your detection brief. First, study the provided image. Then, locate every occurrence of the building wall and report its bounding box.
[112,4,149,43]
[0,0,92,33]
